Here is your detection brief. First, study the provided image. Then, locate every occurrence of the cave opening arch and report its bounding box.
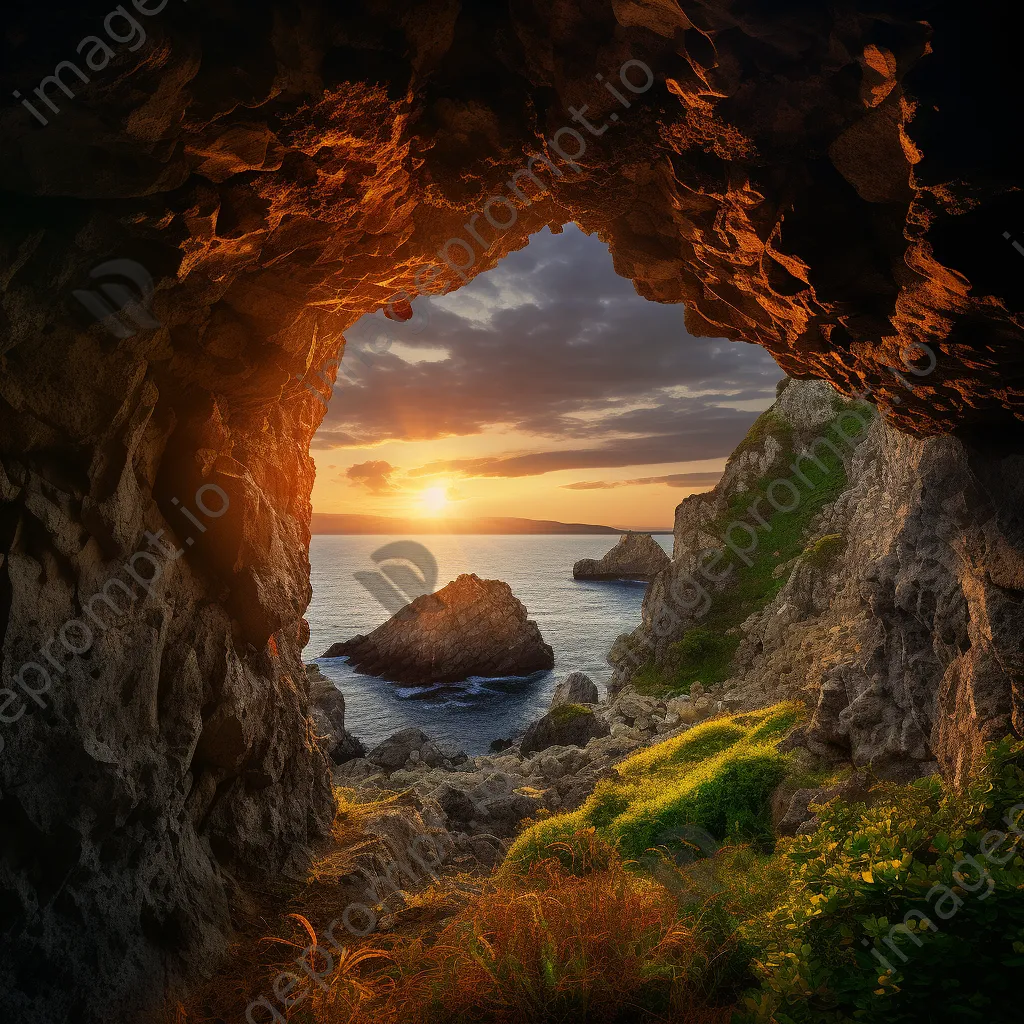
[1,2,1022,1021]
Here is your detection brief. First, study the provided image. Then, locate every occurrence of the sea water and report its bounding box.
[304,533,672,755]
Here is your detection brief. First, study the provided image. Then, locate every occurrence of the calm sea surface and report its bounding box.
[304,534,672,755]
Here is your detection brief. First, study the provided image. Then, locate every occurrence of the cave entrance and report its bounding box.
[299,223,781,755]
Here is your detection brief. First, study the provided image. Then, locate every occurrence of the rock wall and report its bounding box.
[615,381,1024,783]
[0,1,1022,1019]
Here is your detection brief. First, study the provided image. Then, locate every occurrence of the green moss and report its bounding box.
[802,532,845,569]
[637,399,872,697]
[549,703,594,725]
[504,703,803,873]
[729,409,795,465]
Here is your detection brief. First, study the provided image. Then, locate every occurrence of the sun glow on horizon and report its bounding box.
[417,484,451,517]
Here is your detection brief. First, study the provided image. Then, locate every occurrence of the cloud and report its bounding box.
[563,472,724,490]
[345,461,397,493]
[406,418,751,478]
[313,225,782,463]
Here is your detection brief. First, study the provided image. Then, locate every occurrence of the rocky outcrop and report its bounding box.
[574,533,671,581]
[521,704,611,755]
[365,728,467,770]
[333,682,721,855]
[307,664,365,764]
[613,380,1024,783]
[2,2,1022,1019]
[323,574,553,684]
[551,671,600,707]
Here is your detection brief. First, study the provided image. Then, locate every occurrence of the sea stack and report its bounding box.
[573,532,671,581]
[322,573,554,684]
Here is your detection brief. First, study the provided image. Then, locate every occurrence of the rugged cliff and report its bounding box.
[1,1,1022,1020]
[612,380,1024,782]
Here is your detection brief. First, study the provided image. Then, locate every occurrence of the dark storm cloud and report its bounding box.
[563,472,724,490]
[313,225,782,470]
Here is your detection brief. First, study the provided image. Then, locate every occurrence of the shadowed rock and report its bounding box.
[323,574,553,684]
[573,533,671,581]
[521,704,611,755]
[307,664,365,764]
[550,671,599,707]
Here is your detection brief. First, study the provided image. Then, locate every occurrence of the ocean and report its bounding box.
[303,533,673,755]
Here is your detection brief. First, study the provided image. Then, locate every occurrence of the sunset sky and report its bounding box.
[310,225,783,530]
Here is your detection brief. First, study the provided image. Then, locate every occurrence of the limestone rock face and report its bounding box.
[323,575,554,684]
[307,664,365,764]
[551,671,600,708]
[613,381,1024,782]
[573,533,671,581]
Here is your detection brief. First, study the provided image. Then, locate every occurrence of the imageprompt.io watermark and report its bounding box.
[355,541,439,616]
[73,258,161,338]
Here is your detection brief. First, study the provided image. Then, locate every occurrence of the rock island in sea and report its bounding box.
[322,572,554,685]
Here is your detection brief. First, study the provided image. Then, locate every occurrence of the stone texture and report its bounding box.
[573,533,671,581]
[0,3,1021,1020]
[614,381,1024,782]
[520,704,612,755]
[339,696,688,850]
[550,671,599,708]
[307,664,365,764]
[323,574,553,684]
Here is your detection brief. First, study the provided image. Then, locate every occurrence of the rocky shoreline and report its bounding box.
[311,665,741,866]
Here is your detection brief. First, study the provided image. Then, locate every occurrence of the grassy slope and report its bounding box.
[170,713,1024,1024]
[635,400,871,696]
[505,704,803,870]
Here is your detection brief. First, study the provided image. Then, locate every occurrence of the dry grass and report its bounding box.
[343,835,736,1024]
[158,788,441,1024]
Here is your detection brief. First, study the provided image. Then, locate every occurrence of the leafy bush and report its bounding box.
[737,738,1024,1024]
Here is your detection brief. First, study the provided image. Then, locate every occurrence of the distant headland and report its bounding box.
[311,514,673,535]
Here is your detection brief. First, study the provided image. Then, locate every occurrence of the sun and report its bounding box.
[418,485,450,516]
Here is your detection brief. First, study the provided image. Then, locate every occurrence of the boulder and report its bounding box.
[573,532,671,581]
[322,574,553,684]
[306,664,365,764]
[550,671,599,708]
[521,704,611,755]
[366,727,432,770]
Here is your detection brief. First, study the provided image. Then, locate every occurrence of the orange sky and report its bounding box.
[310,226,780,530]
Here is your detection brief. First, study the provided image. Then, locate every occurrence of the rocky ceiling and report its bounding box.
[1,0,1022,1020]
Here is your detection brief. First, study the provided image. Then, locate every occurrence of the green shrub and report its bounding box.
[665,628,740,691]
[737,738,1024,1024]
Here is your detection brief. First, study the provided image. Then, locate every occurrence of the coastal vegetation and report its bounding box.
[634,401,871,698]
[172,709,1024,1024]
[504,704,800,869]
